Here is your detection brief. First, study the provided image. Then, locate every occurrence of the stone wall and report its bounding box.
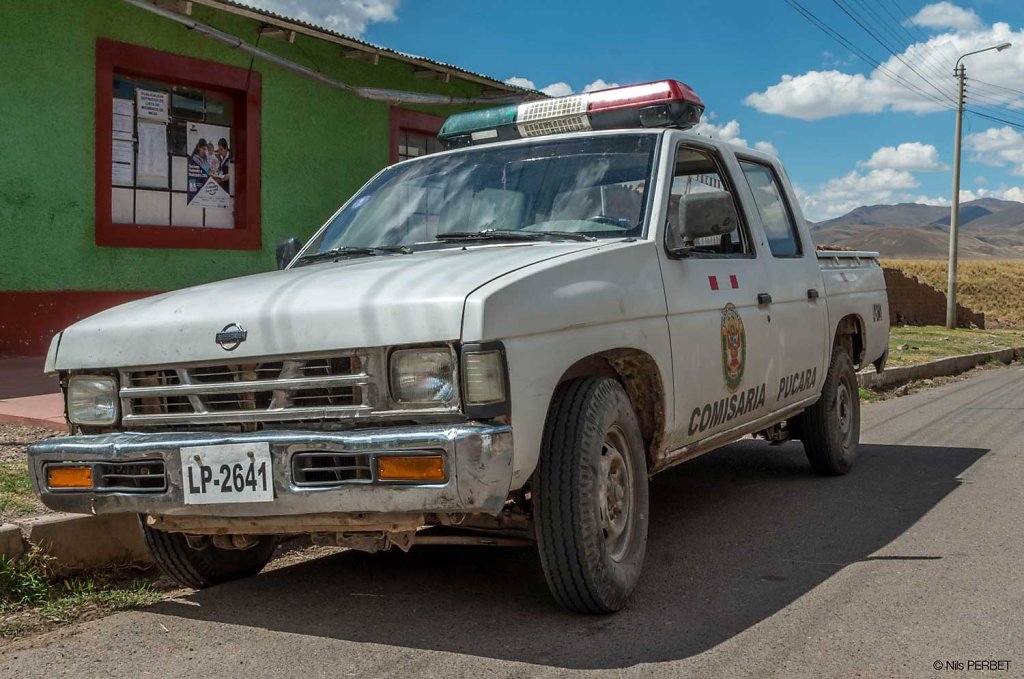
[883,267,985,328]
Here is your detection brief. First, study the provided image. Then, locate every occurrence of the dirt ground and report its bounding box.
[0,424,57,524]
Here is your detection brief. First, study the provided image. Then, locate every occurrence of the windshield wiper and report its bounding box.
[294,245,412,266]
[436,229,594,243]
[436,230,541,242]
[543,230,597,242]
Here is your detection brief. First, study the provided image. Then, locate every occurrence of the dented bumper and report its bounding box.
[27,424,513,518]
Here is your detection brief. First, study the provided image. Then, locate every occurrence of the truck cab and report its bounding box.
[29,80,889,613]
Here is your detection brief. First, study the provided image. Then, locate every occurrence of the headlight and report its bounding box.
[389,348,456,405]
[67,375,119,426]
[462,350,506,406]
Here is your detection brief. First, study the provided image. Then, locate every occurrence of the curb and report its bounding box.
[1,523,24,561]
[859,346,1024,390]
[1,514,151,570]
[0,413,67,432]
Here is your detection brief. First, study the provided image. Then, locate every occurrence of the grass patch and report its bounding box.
[886,325,1024,367]
[0,461,35,516]
[858,386,881,402]
[0,549,162,639]
[885,259,1024,326]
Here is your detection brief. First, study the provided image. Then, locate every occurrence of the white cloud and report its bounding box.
[860,142,946,171]
[582,79,619,93]
[746,15,1022,120]
[802,168,921,220]
[964,126,1024,174]
[801,168,1024,221]
[540,82,573,97]
[247,0,400,37]
[999,187,1024,201]
[691,115,778,156]
[502,78,620,98]
[800,137,981,220]
[504,77,536,90]
[692,117,747,147]
[746,70,886,121]
[907,2,981,31]
[957,186,1024,202]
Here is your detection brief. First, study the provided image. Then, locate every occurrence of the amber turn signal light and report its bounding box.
[46,466,93,489]
[376,455,445,482]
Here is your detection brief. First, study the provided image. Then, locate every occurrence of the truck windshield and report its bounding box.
[307,134,658,253]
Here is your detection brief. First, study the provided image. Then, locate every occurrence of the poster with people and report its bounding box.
[186,122,232,209]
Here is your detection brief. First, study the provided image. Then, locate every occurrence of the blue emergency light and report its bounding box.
[438,80,705,148]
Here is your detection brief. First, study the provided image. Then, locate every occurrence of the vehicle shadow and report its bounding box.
[147,440,986,670]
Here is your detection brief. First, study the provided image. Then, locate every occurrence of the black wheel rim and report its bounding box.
[836,377,854,449]
[598,425,636,562]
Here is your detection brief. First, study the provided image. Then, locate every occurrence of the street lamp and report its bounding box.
[946,41,1012,329]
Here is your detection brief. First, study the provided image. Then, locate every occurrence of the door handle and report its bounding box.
[757,292,772,306]
[807,288,819,300]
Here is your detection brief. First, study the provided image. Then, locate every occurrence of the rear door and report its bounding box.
[735,158,828,412]
[656,139,777,450]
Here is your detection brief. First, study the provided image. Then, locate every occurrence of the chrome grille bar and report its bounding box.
[121,373,371,398]
[122,405,376,427]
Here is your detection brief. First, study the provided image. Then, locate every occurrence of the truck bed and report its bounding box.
[818,250,889,369]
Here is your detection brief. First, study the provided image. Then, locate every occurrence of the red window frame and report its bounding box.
[389,108,445,164]
[94,39,262,250]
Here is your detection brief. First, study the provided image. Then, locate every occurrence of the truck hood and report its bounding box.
[54,242,598,369]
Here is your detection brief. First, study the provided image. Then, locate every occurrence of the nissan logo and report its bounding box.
[215,323,248,351]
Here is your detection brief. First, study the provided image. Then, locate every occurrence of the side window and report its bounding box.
[667,146,752,256]
[739,161,802,257]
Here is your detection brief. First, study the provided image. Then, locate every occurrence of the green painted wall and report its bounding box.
[0,0,487,291]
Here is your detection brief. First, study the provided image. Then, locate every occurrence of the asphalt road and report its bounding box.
[3,365,1022,678]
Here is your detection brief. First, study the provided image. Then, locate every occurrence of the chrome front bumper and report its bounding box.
[27,424,513,518]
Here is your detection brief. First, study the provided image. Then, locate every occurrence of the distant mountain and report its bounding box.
[813,203,950,230]
[810,199,1024,258]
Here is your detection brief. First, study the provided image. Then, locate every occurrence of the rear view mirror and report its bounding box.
[675,191,739,245]
[276,237,303,270]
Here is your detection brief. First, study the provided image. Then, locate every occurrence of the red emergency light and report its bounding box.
[587,80,701,113]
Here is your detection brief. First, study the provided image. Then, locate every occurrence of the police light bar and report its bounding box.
[438,80,705,148]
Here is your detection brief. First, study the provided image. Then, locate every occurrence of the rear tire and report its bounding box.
[141,519,276,588]
[798,347,860,475]
[533,377,649,613]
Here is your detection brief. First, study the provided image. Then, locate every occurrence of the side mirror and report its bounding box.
[671,191,739,250]
[275,237,303,270]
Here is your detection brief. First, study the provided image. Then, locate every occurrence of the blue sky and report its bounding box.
[251,1,1024,221]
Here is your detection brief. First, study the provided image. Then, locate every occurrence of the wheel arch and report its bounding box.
[832,313,866,367]
[555,348,667,465]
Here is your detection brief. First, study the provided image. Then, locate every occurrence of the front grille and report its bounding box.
[95,460,167,492]
[292,451,373,487]
[120,352,381,429]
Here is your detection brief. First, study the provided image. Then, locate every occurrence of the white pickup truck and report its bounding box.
[29,80,889,613]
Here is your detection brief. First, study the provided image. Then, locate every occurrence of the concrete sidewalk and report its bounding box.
[0,356,65,431]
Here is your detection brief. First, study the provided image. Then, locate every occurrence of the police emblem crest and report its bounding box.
[720,303,746,392]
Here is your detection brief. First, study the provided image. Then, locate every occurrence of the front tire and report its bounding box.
[141,520,276,588]
[799,347,860,475]
[534,377,649,613]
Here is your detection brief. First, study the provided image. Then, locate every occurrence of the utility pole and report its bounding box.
[945,64,966,329]
[946,42,1012,329]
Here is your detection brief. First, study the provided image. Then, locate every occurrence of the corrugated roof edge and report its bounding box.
[190,0,541,96]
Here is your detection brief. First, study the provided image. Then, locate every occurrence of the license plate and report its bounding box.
[181,443,274,505]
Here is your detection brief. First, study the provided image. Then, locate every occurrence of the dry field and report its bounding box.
[884,259,1024,326]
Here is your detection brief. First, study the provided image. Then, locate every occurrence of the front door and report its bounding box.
[656,141,778,452]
